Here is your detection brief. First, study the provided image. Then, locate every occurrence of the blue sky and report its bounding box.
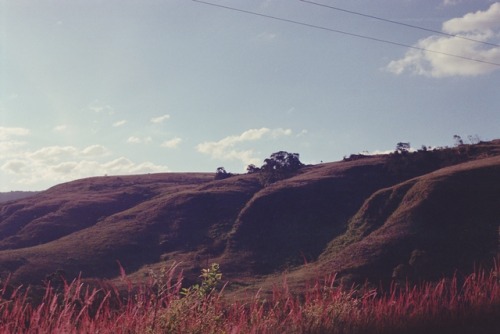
[1,0,499,191]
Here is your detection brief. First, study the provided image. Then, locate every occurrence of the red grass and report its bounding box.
[0,262,498,333]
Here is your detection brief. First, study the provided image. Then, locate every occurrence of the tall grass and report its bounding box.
[0,262,498,333]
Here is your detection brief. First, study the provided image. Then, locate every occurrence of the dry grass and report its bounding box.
[0,262,498,333]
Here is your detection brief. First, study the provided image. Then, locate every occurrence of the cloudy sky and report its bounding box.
[1,0,499,191]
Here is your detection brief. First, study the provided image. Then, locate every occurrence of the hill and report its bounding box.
[317,155,500,284]
[0,191,38,203]
[0,140,499,292]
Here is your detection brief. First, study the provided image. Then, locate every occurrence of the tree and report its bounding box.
[467,134,481,144]
[453,135,464,146]
[396,142,411,155]
[261,151,303,172]
[214,167,232,180]
[259,151,304,185]
[246,164,260,174]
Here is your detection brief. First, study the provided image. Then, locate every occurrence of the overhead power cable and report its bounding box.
[192,0,500,67]
[300,0,500,48]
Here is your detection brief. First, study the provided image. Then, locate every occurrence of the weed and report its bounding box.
[0,262,497,333]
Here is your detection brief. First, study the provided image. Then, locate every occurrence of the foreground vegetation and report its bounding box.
[0,262,498,333]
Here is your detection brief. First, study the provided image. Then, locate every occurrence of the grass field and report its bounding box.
[0,261,498,333]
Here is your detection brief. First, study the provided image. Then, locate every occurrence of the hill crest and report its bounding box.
[0,140,499,292]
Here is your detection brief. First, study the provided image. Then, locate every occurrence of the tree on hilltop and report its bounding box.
[255,151,304,186]
[214,167,233,180]
[262,151,303,172]
[396,142,411,155]
[246,164,260,174]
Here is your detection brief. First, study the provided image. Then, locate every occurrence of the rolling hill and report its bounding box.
[0,191,38,203]
[0,140,499,292]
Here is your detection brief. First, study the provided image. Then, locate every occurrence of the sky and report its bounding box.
[1,0,499,191]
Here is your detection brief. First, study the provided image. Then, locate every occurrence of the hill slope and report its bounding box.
[317,155,500,284]
[0,141,499,290]
[0,191,38,203]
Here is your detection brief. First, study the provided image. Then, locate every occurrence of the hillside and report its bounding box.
[0,141,499,292]
[317,155,500,284]
[0,191,38,203]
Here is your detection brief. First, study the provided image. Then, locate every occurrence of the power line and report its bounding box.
[192,0,500,67]
[300,0,500,48]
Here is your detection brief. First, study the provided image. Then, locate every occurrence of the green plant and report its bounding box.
[181,263,222,298]
[153,263,225,333]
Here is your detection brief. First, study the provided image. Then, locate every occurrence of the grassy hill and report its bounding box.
[317,155,500,285]
[0,140,499,293]
[0,191,38,203]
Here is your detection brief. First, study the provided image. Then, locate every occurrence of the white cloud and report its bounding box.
[1,160,29,174]
[127,136,152,144]
[196,127,292,166]
[365,149,395,156]
[29,146,78,162]
[62,158,165,178]
[386,3,500,77]
[151,114,171,124]
[104,157,134,170]
[129,161,167,173]
[0,124,171,191]
[222,149,260,167]
[0,140,26,155]
[113,120,127,127]
[81,144,109,156]
[51,161,78,174]
[0,126,30,140]
[161,137,182,149]
[297,129,308,137]
[127,136,141,144]
[20,145,108,164]
[89,101,114,115]
[53,124,68,132]
[0,138,168,189]
[443,3,500,33]
[270,128,292,138]
[0,127,30,159]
